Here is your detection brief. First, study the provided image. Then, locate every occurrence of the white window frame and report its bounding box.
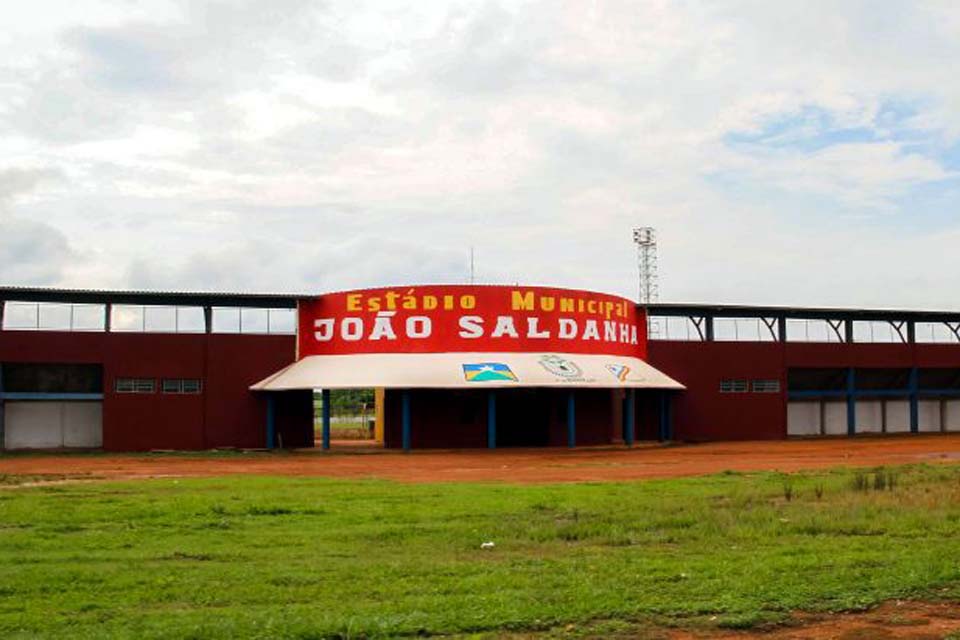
[115,378,156,394]
[752,379,781,393]
[719,379,749,393]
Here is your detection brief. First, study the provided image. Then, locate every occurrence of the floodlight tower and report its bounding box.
[633,227,659,304]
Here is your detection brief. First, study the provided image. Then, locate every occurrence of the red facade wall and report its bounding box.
[0,330,301,451]
[647,341,786,441]
[648,340,960,441]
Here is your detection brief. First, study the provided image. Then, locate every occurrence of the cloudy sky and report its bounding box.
[1,1,959,307]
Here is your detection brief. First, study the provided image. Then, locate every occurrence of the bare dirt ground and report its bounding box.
[1,434,958,484]
[668,601,960,640]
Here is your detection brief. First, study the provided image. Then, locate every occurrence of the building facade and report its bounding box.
[2,286,959,451]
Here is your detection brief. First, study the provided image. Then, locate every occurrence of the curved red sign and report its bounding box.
[298,285,646,359]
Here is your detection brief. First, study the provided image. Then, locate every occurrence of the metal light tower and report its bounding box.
[633,227,659,304]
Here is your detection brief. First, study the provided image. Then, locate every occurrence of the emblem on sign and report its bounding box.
[606,364,630,381]
[538,355,582,378]
[462,363,519,382]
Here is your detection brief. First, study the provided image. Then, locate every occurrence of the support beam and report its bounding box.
[624,389,636,446]
[566,391,576,448]
[401,390,412,452]
[777,315,787,342]
[909,368,919,434]
[487,390,496,449]
[846,368,856,436]
[0,300,5,331]
[761,317,778,341]
[104,303,112,332]
[321,388,331,450]
[203,306,213,334]
[0,393,103,401]
[704,316,715,341]
[265,395,276,450]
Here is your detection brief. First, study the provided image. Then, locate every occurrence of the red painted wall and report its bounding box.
[647,341,786,441]
[648,340,960,441]
[0,330,302,451]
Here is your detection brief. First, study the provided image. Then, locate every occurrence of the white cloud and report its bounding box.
[0,0,959,308]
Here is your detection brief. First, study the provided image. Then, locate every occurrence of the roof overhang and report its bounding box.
[251,352,684,391]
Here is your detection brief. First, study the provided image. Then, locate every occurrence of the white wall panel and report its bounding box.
[5,403,63,449]
[918,400,942,433]
[62,402,103,447]
[885,401,911,433]
[823,401,848,435]
[944,400,960,432]
[4,401,103,449]
[855,400,883,433]
[787,401,821,436]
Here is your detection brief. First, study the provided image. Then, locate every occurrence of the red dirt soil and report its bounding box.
[1,434,959,483]
[669,601,960,639]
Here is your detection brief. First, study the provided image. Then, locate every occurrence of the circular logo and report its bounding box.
[538,355,583,378]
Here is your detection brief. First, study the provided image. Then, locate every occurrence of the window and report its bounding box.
[752,379,781,393]
[115,378,155,394]
[719,380,749,393]
[161,379,203,394]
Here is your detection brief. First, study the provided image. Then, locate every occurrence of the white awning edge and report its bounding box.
[251,352,684,391]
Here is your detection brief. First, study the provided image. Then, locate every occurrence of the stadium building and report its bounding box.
[1,284,959,451]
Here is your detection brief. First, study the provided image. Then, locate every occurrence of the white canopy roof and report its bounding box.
[251,352,684,391]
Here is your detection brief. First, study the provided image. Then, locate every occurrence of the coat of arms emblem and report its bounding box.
[538,355,582,378]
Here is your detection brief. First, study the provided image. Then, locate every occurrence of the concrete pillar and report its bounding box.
[266,395,276,449]
[909,368,919,434]
[846,368,856,436]
[321,388,331,450]
[624,389,636,446]
[402,390,412,452]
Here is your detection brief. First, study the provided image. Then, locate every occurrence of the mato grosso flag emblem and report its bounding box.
[606,364,631,382]
[462,363,519,382]
[538,355,583,378]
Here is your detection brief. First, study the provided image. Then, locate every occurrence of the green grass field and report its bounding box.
[0,465,959,639]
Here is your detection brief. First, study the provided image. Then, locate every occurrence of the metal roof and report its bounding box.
[3,286,959,322]
[645,302,960,324]
[0,286,310,309]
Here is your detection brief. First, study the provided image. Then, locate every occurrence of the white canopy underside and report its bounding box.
[251,353,684,391]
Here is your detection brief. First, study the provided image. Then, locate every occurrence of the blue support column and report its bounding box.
[265,395,276,449]
[401,390,412,452]
[321,388,331,450]
[566,391,576,448]
[658,392,670,441]
[909,368,919,433]
[624,389,636,446]
[487,390,497,449]
[846,368,857,436]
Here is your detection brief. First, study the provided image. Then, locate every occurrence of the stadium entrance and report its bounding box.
[253,285,683,450]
